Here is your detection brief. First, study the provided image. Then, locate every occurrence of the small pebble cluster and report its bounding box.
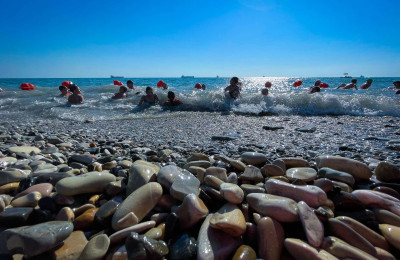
[1,123,400,260]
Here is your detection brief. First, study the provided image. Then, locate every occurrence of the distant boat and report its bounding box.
[360,75,365,78]
[341,73,352,78]
[181,75,194,78]
[216,75,219,78]
[110,75,124,78]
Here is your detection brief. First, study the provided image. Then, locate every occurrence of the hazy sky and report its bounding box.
[1,0,399,78]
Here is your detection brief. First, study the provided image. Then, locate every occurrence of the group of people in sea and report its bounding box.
[55,77,400,105]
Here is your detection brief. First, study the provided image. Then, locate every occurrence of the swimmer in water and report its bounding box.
[265,81,272,88]
[388,81,400,90]
[112,85,128,99]
[59,85,71,97]
[337,79,357,90]
[126,80,135,90]
[68,84,84,104]
[202,84,206,90]
[224,77,241,99]
[163,91,183,106]
[309,86,321,94]
[138,87,159,106]
[360,79,373,89]
[261,88,269,95]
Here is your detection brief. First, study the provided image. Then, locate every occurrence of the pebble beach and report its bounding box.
[1,113,400,259]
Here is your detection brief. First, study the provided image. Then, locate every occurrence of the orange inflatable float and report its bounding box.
[61,81,73,88]
[320,83,329,88]
[194,83,202,89]
[293,81,302,87]
[113,80,123,86]
[20,83,35,91]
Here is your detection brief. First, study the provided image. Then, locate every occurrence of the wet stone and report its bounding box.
[0,207,34,227]
[170,234,197,260]
[286,167,317,182]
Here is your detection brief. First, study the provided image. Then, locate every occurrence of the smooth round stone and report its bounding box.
[247,193,299,222]
[375,247,396,260]
[187,166,206,183]
[260,164,285,177]
[352,190,400,215]
[240,166,264,183]
[0,182,19,194]
[0,169,27,186]
[0,195,11,213]
[240,184,265,196]
[109,221,156,244]
[241,152,268,166]
[373,209,400,226]
[316,156,372,180]
[220,183,244,204]
[336,216,389,250]
[13,183,53,200]
[227,172,238,184]
[51,230,88,260]
[68,154,96,166]
[328,219,377,256]
[127,163,157,195]
[322,236,377,260]
[0,221,73,257]
[183,160,211,170]
[230,160,246,172]
[257,217,284,260]
[375,161,400,182]
[73,204,96,217]
[298,201,324,247]
[284,238,338,260]
[103,161,117,170]
[55,171,116,196]
[56,207,75,222]
[158,165,193,189]
[373,186,400,200]
[209,203,246,237]
[119,160,132,169]
[265,179,328,208]
[318,167,355,186]
[232,245,257,260]
[95,200,119,225]
[112,182,163,231]
[379,224,400,251]
[205,167,228,182]
[0,207,33,227]
[0,157,17,163]
[73,208,99,230]
[78,234,110,260]
[282,158,310,168]
[197,214,241,260]
[204,175,225,190]
[34,172,74,186]
[8,146,41,154]
[286,167,317,182]
[332,180,353,192]
[175,193,208,229]
[11,191,42,207]
[144,227,163,240]
[187,153,209,162]
[170,171,200,201]
[32,163,58,176]
[111,244,127,260]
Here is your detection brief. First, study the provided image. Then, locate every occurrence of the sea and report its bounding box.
[0,77,399,121]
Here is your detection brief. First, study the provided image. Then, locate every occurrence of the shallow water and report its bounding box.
[0,77,399,121]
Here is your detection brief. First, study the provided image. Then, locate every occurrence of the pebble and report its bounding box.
[297,201,324,247]
[8,146,41,154]
[241,152,268,166]
[209,203,246,237]
[318,167,355,186]
[379,224,400,251]
[316,155,372,180]
[220,183,244,204]
[286,167,317,182]
[127,163,158,194]
[175,193,208,229]
[0,221,73,257]
[78,234,110,260]
[112,182,163,230]
[55,171,116,196]
[375,161,400,182]
[51,230,88,260]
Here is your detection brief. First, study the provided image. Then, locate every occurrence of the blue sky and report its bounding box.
[0,0,399,77]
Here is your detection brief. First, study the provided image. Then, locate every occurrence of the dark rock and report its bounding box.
[295,125,316,133]
[262,126,284,131]
[0,207,34,227]
[170,234,197,260]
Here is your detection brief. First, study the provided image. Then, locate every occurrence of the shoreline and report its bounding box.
[2,113,400,164]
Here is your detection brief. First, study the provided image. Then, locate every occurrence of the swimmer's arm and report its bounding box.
[79,95,84,103]
[155,95,160,103]
[138,96,145,106]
